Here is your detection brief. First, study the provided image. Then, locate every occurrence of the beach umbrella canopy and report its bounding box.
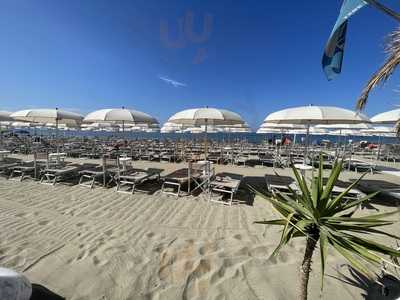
[168,107,245,126]
[160,122,187,133]
[168,107,245,157]
[264,105,370,125]
[260,122,306,129]
[257,128,283,134]
[315,123,373,130]
[11,108,83,152]
[0,111,13,122]
[370,109,400,124]
[84,108,158,125]
[264,106,370,163]
[11,108,83,126]
[361,126,396,135]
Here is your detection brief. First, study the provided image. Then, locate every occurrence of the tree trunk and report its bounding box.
[299,235,319,300]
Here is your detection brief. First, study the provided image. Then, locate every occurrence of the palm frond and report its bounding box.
[357,28,400,111]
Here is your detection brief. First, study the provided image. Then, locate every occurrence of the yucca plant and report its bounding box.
[255,155,400,300]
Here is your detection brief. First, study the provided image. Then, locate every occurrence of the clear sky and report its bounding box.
[1,0,400,129]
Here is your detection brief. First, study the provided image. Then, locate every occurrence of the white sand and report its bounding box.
[0,162,399,300]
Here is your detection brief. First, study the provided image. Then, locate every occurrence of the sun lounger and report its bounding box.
[78,164,107,189]
[344,158,376,174]
[116,168,162,194]
[8,161,36,181]
[209,173,243,206]
[265,174,296,195]
[40,165,82,185]
[161,168,202,197]
[0,162,20,177]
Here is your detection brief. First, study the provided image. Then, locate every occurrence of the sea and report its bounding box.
[15,128,400,145]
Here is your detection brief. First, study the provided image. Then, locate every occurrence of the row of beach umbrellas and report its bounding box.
[1,106,400,134]
[1,106,399,146]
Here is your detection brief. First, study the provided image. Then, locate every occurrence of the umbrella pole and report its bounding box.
[56,118,59,154]
[304,123,310,165]
[377,134,382,161]
[205,119,208,160]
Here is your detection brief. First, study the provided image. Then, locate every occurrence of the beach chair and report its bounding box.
[0,158,21,178]
[8,161,36,181]
[40,164,82,185]
[344,158,376,174]
[161,167,203,197]
[265,174,296,195]
[78,164,106,189]
[190,161,215,195]
[116,168,163,194]
[209,172,243,206]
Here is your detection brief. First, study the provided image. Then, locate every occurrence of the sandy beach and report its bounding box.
[0,158,399,300]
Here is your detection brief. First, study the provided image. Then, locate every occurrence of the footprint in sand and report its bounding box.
[76,249,89,261]
[104,229,113,236]
[233,234,242,240]
[38,220,50,226]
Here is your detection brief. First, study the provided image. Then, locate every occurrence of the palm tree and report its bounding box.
[356,27,400,135]
[255,156,400,300]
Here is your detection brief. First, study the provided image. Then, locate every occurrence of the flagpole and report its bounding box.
[364,0,400,22]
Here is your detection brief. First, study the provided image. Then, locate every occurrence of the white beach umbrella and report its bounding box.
[11,108,83,152]
[361,126,396,135]
[168,107,245,156]
[264,106,370,125]
[260,122,306,129]
[0,111,13,122]
[256,128,283,134]
[370,109,400,124]
[0,111,13,146]
[315,123,373,130]
[84,108,158,132]
[365,109,399,159]
[11,108,83,125]
[168,107,244,127]
[317,123,373,148]
[361,126,397,159]
[161,122,186,133]
[264,106,370,162]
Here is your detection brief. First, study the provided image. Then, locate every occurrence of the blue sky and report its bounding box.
[1,0,400,129]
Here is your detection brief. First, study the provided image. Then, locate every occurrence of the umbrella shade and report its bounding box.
[328,129,361,136]
[257,128,283,134]
[0,111,14,122]
[315,123,373,130]
[84,108,158,125]
[264,106,370,125]
[370,109,400,124]
[260,122,306,129]
[168,108,245,126]
[361,126,396,134]
[219,122,251,133]
[11,109,83,125]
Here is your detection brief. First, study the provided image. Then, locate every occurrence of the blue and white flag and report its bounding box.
[322,0,368,80]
